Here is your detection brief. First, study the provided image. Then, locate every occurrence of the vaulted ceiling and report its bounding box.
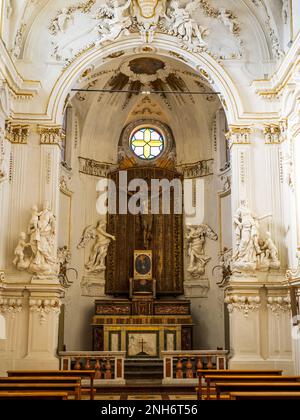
[72,54,222,163]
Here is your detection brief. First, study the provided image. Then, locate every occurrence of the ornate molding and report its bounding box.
[225,294,261,318]
[267,296,291,317]
[5,122,29,144]
[226,126,251,148]
[78,157,115,178]
[38,126,65,146]
[0,298,23,316]
[59,174,73,195]
[29,298,61,325]
[177,159,214,179]
[0,272,5,282]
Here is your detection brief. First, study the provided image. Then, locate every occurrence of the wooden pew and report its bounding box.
[197,370,283,399]
[7,370,95,400]
[0,391,69,400]
[0,383,81,400]
[230,392,300,400]
[215,382,300,400]
[205,375,300,400]
[0,377,81,399]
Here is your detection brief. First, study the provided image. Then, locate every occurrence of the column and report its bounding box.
[0,122,65,371]
[225,124,294,374]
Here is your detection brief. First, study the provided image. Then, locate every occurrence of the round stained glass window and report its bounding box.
[130,127,164,160]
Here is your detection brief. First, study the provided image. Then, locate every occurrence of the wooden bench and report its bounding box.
[0,377,81,399]
[0,391,69,400]
[7,370,95,400]
[197,370,283,399]
[230,392,300,400]
[215,382,300,400]
[204,375,300,400]
[0,383,81,400]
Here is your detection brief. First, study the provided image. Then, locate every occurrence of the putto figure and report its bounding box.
[95,0,132,45]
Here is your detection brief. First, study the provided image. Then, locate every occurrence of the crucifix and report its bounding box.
[139,338,147,354]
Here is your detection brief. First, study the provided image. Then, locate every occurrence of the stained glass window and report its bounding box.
[130,127,164,160]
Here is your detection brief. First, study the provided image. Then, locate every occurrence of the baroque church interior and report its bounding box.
[0,0,300,401]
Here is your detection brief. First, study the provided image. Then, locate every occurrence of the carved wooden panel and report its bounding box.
[106,167,184,296]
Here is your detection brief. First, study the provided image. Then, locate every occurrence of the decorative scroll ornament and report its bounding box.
[225,294,261,318]
[57,247,78,289]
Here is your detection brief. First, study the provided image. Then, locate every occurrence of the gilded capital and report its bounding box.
[264,120,287,144]
[225,126,251,148]
[38,125,65,146]
[5,121,29,144]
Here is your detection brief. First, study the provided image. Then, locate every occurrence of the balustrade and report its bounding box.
[162,350,229,383]
[59,351,126,383]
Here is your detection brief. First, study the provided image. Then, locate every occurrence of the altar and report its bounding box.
[92,299,193,357]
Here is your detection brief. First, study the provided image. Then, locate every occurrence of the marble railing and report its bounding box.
[162,350,229,383]
[58,351,126,383]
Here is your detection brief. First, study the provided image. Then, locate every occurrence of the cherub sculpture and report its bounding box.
[95,0,132,45]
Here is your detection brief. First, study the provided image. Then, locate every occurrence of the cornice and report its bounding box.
[252,31,300,99]
[0,40,41,99]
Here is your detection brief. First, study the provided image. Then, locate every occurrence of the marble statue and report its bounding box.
[13,233,30,270]
[186,224,218,278]
[14,203,58,277]
[166,0,208,48]
[95,0,132,45]
[78,220,116,273]
[259,231,280,269]
[232,203,280,271]
[218,8,235,34]
[52,8,72,33]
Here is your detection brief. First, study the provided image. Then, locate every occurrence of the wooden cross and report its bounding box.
[139,338,147,353]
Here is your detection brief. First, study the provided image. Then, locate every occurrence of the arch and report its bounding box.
[46,35,244,126]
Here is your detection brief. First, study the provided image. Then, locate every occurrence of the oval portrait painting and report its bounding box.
[135,254,151,276]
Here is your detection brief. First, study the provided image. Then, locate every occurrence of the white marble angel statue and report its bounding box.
[186,224,218,278]
[52,8,73,33]
[218,8,236,34]
[95,0,132,45]
[78,220,116,273]
[167,0,207,48]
